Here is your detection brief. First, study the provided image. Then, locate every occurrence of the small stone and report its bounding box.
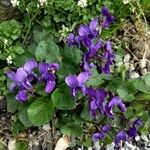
[8,138,16,150]
[42,124,51,132]
[124,54,131,63]
[141,135,149,142]
[1,116,5,121]
[33,140,39,146]
[135,136,140,141]
[129,64,135,71]
[124,62,130,69]
[125,142,136,150]
[139,59,146,68]
[141,68,147,75]
[147,61,150,72]
[130,71,140,79]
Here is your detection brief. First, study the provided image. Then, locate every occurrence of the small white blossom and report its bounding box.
[123,0,131,4]
[39,0,47,6]
[4,39,8,45]
[77,0,87,8]
[6,55,13,65]
[11,0,20,7]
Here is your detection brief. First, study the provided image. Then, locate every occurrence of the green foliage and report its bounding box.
[16,140,28,150]
[27,96,54,126]
[6,93,20,113]
[52,85,76,110]
[60,122,83,137]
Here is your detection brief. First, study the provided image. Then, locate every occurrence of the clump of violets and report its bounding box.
[7,59,59,102]
[66,6,115,74]
[65,6,142,148]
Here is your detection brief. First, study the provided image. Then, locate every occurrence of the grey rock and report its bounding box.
[8,138,16,150]
[130,71,140,79]
[141,135,149,143]
[141,68,147,75]
[139,59,146,69]
[42,124,51,132]
[124,53,131,63]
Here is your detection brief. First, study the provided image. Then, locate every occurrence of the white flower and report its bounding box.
[6,55,13,65]
[11,0,20,7]
[77,0,87,8]
[4,39,8,44]
[39,0,47,6]
[123,0,131,4]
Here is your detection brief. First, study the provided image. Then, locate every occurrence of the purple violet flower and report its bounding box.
[65,72,89,97]
[114,130,128,147]
[92,125,111,142]
[105,96,126,118]
[127,118,143,137]
[38,62,59,93]
[86,88,107,117]
[101,41,115,74]
[101,6,115,28]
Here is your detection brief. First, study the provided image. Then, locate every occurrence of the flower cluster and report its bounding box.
[7,59,59,102]
[66,7,115,74]
[65,7,142,148]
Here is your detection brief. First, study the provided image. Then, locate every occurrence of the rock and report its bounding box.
[141,135,149,142]
[33,140,39,146]
[129,64,135,71]
[42,124,51,132]
[8,138,16,150]
[106,142,115,150]
[130,71,140,79]
[139,59,146,68]
[93,141,100,150]
[141,68,147,75]
[135,136,140,141]
[124,54,131,63]
[124,62,130,69]
[147,61,150,72]
[125,142,136,150]
[32,146,41,150]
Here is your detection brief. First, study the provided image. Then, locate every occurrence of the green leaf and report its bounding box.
[117,85,135,102]
[60,122,82,137]
[133,80,150,93]
[14,46,25,55]
[35,36,61,62]
[81,101,92,121]
[52,85,75,110]
[57,46,82,79]
[28,96,54,126]
[18,106,32,127]
[6,93,19,113]
[144,73,150,87]
[86,67,104,87]
[11,120,26,135]
[16,140,28,150]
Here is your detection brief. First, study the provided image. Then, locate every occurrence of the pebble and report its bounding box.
[141,68,147,75]
[124,54,131,63]
[93,141,100,150]
[147,61,150,72]
[33,140,40,146]
[1,116,5,121]
[139,59,147,68]
[135,136,140,141]
[129,64,135,71]
[8,138,16,150]
[130,71,140,79]
[42,124,51,132]
[125,142,136,150]
[124,62,130,69]
[141,135,149,143]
